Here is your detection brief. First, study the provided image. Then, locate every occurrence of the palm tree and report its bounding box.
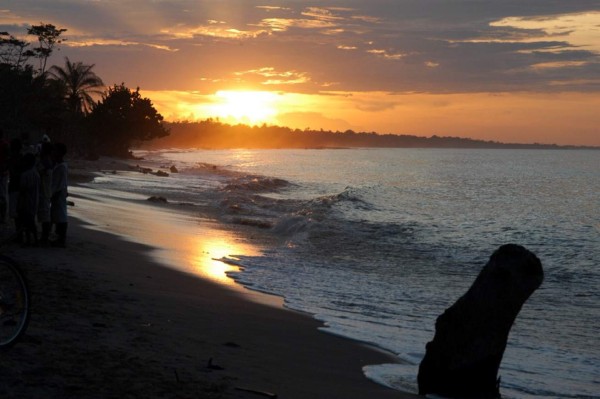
[48,57,104,115]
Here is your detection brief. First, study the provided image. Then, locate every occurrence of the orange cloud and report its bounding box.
[160,24,267,39]
[233,67,311,85]
[256,17,336,31]
[490,11,600,53]
[367,49,405,60]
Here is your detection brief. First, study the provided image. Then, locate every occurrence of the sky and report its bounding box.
[2,0,599,145]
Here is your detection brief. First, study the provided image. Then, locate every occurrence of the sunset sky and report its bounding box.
[2,1,599,145]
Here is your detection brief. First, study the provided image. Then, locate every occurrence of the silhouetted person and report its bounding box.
[0,129,9,223]
[37,141,53,245]
[50,143,68,248]
[8,138,23,236]
[18,153,39,246]
[19,131,36,155]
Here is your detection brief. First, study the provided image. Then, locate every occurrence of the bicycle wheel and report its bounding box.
[0,255,30,348]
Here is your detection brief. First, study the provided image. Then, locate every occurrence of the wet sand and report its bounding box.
[0,158,419,398]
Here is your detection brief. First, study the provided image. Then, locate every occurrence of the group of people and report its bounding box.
[0,130,68,248]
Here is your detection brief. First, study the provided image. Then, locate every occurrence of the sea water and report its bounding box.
[87,148,599,398]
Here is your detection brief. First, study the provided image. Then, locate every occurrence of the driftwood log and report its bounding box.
[418,244,543,398]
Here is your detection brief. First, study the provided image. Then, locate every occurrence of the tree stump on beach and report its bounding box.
[417,244,543,398]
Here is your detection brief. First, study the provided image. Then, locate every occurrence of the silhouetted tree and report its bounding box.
[88,84,169,157]
[0,24,73,141]
[0,32,31,69]
[25,23,67,74]
[48,57,104,115]
[0,63,67,136]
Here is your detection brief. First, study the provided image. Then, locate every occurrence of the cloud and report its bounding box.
[301,7,345,22]
[160,24,267,39]
[253,5,381,34]
[531,60,589,70]
[66,38,178,52]
[489,11,600,53]
[233,67,311,85]
[3,0,599,96]
[367,49,405,60]
[0,9,26,25]
[256,17,336,32]
[255,6,292,12]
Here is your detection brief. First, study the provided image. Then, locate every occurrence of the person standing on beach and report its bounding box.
[0,130,9,224]
[18,153,40,246]
[8,138,23,236]
[37,141,53,245]
[50,143,68,248]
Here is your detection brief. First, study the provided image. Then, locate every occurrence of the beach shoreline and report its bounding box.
[0,157,419,398]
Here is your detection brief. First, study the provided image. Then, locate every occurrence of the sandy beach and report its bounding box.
[0,158,419,398]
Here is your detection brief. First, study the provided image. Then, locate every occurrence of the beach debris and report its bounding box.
[417,244,544,399]
[147,196,168,203]
[223,341,241,348]
[170,165,178,173]
[235,387,278,398]
[136,165,153,174]
[207,357,224,370]
[134,164,169,176]
[67,200,75,207]
[231,217,273,229]
[174,369,180,383]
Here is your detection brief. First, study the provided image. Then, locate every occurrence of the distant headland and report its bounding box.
[142,119,599,150]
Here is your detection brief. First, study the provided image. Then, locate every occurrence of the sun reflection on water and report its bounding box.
[186,235,253,285]
[69,186,260,287]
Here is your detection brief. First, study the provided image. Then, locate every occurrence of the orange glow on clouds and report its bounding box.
[491,12,600,53]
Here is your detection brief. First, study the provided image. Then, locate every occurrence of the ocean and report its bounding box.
[76,148,599,398]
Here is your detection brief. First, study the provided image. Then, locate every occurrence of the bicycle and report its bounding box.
[0,254,30,348]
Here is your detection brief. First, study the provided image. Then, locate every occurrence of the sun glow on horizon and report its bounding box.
[205,90,280,125]
[143,89,600,146]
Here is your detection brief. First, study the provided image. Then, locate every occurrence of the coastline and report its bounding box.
[0,158,419,398]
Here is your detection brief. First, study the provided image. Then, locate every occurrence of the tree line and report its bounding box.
[142,120,591,150]
[0,23,168,158]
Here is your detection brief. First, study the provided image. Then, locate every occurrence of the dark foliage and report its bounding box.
[48,57,104,115]
[26,23,67,74]
[2,23,167,158]
[0,63,68,137]
[87,84,169,157]
[0,23,69,140]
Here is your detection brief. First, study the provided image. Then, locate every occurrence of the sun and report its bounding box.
[208,90,279,125]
